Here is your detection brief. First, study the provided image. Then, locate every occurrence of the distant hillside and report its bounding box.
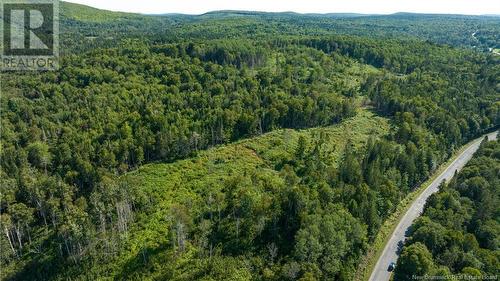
[59,1,173,52]
[59,1,499,53]
[61,1,144,22]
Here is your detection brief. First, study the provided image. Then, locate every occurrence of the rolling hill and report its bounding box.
[56,1,500,53]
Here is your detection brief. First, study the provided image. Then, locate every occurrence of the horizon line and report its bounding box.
[63,1,500,17]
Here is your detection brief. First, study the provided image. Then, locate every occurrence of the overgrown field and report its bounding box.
[106,110,390,279]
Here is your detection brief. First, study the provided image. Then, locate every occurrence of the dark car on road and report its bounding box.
[388,262,396,272]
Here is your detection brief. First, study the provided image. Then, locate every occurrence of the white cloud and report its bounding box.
[66,0,500,15]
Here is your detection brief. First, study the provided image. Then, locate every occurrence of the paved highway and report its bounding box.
[369,131,498,281]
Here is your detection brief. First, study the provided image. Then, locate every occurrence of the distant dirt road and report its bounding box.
[368,131,498,281]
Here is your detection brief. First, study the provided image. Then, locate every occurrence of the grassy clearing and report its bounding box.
[353,136,480,281]
[122,108,389,218]
[108,109,389,277]
[124,109,389,198]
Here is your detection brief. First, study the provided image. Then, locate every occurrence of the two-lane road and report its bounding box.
[369,131,498,281]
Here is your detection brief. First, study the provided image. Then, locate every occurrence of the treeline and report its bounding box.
[1,39,356,182]
[151,41,268,68]
[296,36,500,75]
[394,139,500,280]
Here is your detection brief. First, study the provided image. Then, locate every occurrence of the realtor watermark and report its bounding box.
[413,274,498,280]
[1,0,59,71]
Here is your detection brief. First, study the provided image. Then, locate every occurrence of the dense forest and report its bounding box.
[58,2,500,53]
[394,139,500,280]
[0,2,499,281]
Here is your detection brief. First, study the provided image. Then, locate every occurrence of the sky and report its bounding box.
[66,0,500,15]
